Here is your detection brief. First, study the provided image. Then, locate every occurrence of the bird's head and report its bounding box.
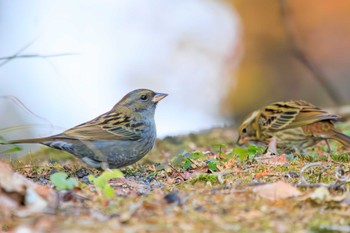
[117,89,168,113]
[237,110,260,145]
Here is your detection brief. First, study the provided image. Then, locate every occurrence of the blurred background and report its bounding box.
[223,0,350,120]
[0,0,240,141]
[1,0,350,147]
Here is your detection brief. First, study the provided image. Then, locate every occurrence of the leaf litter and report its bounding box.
[1,127,350,232]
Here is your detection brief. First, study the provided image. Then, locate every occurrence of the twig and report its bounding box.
[297,162,350,189]
[0,39,38,67]
[299,162,326,185]
[0,53,77,68]
[214,169,235,184]
[0,95,64,136]
[0,37,77,68]
[278,0,344,105]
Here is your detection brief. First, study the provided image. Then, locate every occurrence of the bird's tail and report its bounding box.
[0,137,49,145]
[331,130,350,148]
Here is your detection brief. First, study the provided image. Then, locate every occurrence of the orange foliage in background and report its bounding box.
[223,0,350,122]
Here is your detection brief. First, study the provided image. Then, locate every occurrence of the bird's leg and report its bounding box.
[101,162,111,171]
[267,136,279,156]
[324,139,332,162]
[325,139,331,153]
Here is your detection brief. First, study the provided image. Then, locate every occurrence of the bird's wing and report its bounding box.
[260,100,340,132]
[62,108,143,141]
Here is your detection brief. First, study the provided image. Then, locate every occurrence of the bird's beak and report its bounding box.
[236,137,242,145]
[152,92,168,103]
[236,136,246,146]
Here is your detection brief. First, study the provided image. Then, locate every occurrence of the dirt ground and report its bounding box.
[1,127,350,233]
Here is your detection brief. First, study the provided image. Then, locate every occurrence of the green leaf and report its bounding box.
[50,172,78,191]
[88,169,124,198]
[247,145,264,154]
[232,147,248,157]
[103,186,115,198]
[208,160,219,171]
[190,151,205,160]
[172,153,185,167]
[183,159,192,170]
[231,145,264,163]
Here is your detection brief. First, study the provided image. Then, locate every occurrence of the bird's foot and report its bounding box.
[265,136,279,156]
[101,162,111,171]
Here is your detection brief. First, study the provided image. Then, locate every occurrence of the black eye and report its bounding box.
[242,128,247,134]
[140,95,148,101]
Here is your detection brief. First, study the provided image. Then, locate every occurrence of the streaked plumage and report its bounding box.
[237,100,350,151]
[2,89,167,169]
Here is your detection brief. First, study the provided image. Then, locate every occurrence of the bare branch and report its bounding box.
[0,37,77,67]
[297,162,350,189]
[278,0,344,105]
[0,53,77,68]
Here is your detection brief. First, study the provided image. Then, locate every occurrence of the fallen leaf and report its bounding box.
[256,154,289,166]
[0,162,55,219]
[309,186,331,202]
[253,181,302,201]
[254,169,272,179]
[307,187,348,203]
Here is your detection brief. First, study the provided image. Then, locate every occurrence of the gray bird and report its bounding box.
[2,89,167,169]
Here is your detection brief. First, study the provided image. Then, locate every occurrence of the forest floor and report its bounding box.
[1,126,350,233]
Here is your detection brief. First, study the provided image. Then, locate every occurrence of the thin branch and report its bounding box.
[278,0,344,105]
[297,162,350,189]
[0,95,54,130]
[0,38,38,67]
[0,53,77,68]
[0,37,77,67]
[0,53,77,60]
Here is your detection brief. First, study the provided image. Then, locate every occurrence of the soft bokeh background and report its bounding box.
[1,0,350,147]
[223,0,350,120]
[0,0,240,142]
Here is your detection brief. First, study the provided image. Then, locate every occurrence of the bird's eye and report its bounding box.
[242,128,247,134]
[140,95,148,101]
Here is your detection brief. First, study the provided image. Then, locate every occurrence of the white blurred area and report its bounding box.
[0,0,241,145]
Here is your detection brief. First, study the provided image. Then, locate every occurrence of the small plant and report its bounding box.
[88,169,124,198]
[228,145,265,164]
[172,151,206,170]
[172,151,221,171]
[213,143,227,156]
[50,172,78,191]
[189,174,218,184]
[207,159,219,171]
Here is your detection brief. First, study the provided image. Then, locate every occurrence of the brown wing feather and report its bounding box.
[287,100,340,128]
[260,100,340,132]
[259,101,300,132]
[62,107,142,141]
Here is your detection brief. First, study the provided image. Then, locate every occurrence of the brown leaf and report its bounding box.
[253,181,302,201]
[307,187,348,203]
[256,154,289,166]
[0,161,55,219]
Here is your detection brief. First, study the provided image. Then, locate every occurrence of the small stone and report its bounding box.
[164,192,180,204]
[286,171,299,178]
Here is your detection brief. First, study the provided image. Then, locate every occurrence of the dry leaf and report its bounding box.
[0,162,55,219]
[309,187,331,202]
[307,187,348,203]
[256,154,289,166]
[253,181,302,201]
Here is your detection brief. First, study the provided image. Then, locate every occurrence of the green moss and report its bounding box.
[189,174,219,184]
